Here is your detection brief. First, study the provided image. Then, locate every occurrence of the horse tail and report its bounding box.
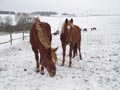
[73,43,77,58]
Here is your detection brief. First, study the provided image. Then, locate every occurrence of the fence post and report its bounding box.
[22,31,24,40]
[22,23,25,40]
[10,32,12,45]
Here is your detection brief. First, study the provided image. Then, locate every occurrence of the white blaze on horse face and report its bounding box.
[67,25,71,30]
[67,25,71,34]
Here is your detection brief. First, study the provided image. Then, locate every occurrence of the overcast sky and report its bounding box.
[0,0,120,14]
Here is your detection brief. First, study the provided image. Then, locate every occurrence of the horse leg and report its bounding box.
[69,43,73,67]
[32,47,39,72]
[39,53,45,75]
[78,41,82,60]
[73,43,77,58]
[61,43,66,66]
[39,64,45,75]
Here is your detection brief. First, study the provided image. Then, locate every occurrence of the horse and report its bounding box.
[30,18,58,77]
[83,28,87,32]
[60,18,82,67]
[91,27,97,31]
[52,30,59,35]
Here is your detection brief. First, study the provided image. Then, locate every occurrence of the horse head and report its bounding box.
[61,18,74,35]
[40,47,58,77]
[65,18,74,31]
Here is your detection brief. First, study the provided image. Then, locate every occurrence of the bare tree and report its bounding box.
[15,12,32,40]
[4,16,13,44]
[0,16,4,32]
[5,16,13,26]
[15,13,30,25]
[0,16,2,22]
[15,13,30,31]
[0,16,3,26]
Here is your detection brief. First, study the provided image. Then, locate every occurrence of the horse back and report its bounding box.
[40,22,52,42]
[73,25,81,34]
[30,22,52,48]
[72,25,81,42]
[30,23,38,47]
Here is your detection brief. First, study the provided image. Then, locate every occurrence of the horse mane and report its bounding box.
[36,22,51,49]
[30,17,52,50]
[61,22,66,34]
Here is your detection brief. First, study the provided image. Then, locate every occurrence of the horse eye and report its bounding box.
[67,25,71,30]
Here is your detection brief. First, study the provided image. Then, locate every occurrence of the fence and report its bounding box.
[0,31,29,45]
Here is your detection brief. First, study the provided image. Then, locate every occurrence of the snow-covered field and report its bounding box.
[0,16,120,90]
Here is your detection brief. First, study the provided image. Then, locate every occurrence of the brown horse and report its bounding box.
[30,18,58,77]
[91,27,97,31]
[83,28,87,32]
[60,18,82,67]
[52,30,59,35]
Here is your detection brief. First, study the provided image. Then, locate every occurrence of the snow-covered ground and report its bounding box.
[0,16,120,90]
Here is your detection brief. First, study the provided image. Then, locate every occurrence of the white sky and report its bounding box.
[0,0,120,14]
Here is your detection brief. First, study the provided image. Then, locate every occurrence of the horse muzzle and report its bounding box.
[48,71,56,77]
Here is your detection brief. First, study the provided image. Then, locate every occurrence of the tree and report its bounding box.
[0,16,3,26]
[15,13,31,31]
[0,16,2,22]
[15,13,30,25]
[5,16,12,26]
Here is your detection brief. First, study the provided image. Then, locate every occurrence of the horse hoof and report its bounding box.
[40,70,45,75]
[80,58,83,60]
[40,72,45,75]
[69,65,72,67]
[36,69,39,73]
[61,63,64,66]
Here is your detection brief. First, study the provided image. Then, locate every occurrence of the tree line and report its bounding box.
[0,10,15,15]
[0,13,32,33]
[31,11,57,16]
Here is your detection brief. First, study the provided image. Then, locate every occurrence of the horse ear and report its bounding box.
[65,18,68,23]
[70,18,73,23]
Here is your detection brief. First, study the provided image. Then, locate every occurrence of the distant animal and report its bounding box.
[83,28,87,32]
[52,30,59,35]
[91,27,97,31]
[30,18,58,77]
[60,18,82,67]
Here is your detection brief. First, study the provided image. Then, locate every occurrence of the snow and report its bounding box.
[0,16,120,90]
